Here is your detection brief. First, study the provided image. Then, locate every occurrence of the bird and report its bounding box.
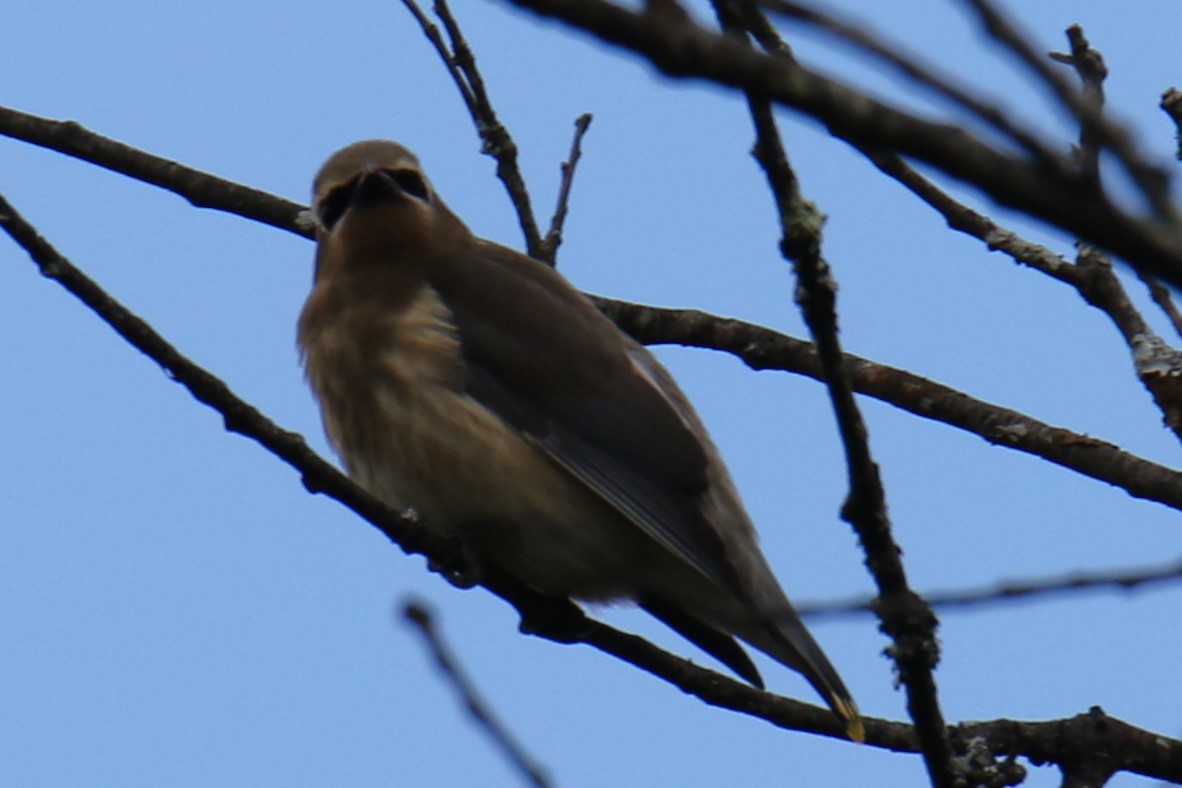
[297,139,863,741]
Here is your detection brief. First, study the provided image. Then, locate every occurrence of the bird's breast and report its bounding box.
[298,279,653,597]
[299,281,470,493]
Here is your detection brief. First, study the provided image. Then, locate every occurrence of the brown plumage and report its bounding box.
[298,140,863,740]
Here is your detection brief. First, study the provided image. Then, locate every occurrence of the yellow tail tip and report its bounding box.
[835,698,865,743]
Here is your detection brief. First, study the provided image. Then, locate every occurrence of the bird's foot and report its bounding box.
[427,538,484,589]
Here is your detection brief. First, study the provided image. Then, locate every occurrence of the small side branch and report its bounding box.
[1161,87,1182,161]
[402,600,552,788]
[401,0,544,257]
[537,113,593,265]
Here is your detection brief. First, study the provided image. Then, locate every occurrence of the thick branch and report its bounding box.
[496,0,1182,287]
[954,707,1182,786]
[754,0,1068,173]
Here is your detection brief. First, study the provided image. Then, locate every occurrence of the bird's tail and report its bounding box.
[749,607,864,742]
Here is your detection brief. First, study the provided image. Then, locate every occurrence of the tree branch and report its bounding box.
[860,148,1182,441]
[17,173,1181,781]
[496,0,1182,288]
[0,185,863,745]
[711,2,949,779]
[1,104,1175,514]
[753,0,1069,173]
[601,299,1182,512]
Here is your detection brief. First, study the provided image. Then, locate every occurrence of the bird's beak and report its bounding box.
[342,167,402,212]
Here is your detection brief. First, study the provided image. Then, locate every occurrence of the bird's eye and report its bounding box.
[317,185,353,231]
[386,168,430,201]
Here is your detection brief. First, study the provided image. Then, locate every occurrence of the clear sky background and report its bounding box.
[2,2,1180,786]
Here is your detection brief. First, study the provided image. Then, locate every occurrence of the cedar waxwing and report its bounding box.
[298,140,863,741]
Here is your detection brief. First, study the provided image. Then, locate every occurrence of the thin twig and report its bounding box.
[399,0,478,108]
[402,600,552,788]
[1161,87,1182,162]
[797,556,1182,620]
[1049,25,1108,187]
[859,149,1072,283]
[400,0,544,258]
[537,113,593,265]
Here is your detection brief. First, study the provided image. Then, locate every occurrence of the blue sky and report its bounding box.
[2,1,1180,786]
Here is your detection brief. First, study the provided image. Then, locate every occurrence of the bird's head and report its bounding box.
[310,140,470,282]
